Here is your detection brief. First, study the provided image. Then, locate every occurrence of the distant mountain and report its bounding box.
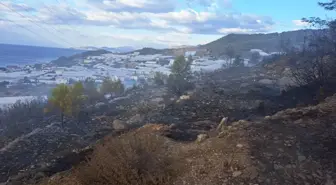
[73,46,135,53]
[201,29,317,56]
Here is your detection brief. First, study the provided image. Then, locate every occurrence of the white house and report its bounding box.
[185,51,197,57]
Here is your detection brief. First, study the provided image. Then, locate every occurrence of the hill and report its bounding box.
[201,29,316,56]
[51,49,111,67]
[128,29,316,57]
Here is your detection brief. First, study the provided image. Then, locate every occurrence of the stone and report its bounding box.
[298,154,306,162]
[217,117,229,131]
[258,79,274,85]
[127,114,144,125]
[274,164,284,170]
[196,134,209,143]
[112,120,127,130]
[94,102,106,109]
[169,123,177,129]
[236,144,243,148]
[232,171,242,177]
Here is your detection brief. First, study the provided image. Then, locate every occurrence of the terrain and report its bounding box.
[0,58,335,185]
[131,29,315,57]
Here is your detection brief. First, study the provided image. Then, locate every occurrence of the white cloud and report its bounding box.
[0,1,36,12]
[0,0,277,47]
[217,28,256,34]
[292,19,310,27]
[87,0,176,13]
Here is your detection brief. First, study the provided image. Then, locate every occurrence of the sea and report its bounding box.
[0,43,83,67]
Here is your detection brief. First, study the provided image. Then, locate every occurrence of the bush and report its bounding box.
[47,83,85,127]
[153,72,167,86]
[168,56,194,95]
[75,133,179,185]
[100,77,125,96]
[167,74,194,96]
[0,97,48,147]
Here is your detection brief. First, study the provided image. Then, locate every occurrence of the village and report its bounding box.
[0,49,243,104]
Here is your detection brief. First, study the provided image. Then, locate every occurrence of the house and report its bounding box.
[185,51,197,57]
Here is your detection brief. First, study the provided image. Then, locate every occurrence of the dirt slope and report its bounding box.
[28,94,336,185]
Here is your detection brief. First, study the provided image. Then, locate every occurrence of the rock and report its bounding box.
[232,171,242,177]
[298,154,306,162]
[236,144,243,148]
[278,77,295,87]
[169,123,177,129]
[34,172,46,180]
[258,79,274,85]
[151,97,164,103]
[274,164,284,170]
[240,83,249,88]
[196,134,208,143]
[179,95,191,100]
[112,120,128,131]
[127,114,144,125]
[95,102,105,109]
[217,117,229,131]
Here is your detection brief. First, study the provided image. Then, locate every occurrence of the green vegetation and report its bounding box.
[100,77,125,96]
[153,72,168,86]
[83,77,101,103]
[47,82,85,128]
[167,55,194,95]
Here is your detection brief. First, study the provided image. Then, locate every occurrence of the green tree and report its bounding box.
[153,72,167,86]
[100,77,125,96]
[47,83,85,128]
[48,84,72,128]
[70,82,86,123]
[83,77,100,102]
[168,55,194,95]
[171,55,192,76]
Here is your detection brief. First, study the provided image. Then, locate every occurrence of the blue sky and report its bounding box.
[0,0,334,48]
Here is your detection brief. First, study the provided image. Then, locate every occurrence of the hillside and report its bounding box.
[51,49,111,67]
[128,29,316,57]
[28,90,336,185]
[202,29,316,56]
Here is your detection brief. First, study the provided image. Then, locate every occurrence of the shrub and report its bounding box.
[82,78,101,103]
[167,74,194,96]
[100,77,125,96]
[47,83,85,127]
[0,97,47,147]
[168,56,194,95]
[75,133,179,185]
[153,72,167,86]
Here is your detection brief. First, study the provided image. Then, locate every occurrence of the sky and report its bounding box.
[0,0,334,49]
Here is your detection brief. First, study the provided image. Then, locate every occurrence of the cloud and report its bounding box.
[87,0,176,13]
[38,4,87,25]
[292,19,310,27]
[0,1,36,12]
[186,0,232,10]
[38,5,274,35]
[156,10,274,34]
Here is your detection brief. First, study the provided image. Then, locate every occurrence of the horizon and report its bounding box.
[0,0,334,48]
[0,28,316,50]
